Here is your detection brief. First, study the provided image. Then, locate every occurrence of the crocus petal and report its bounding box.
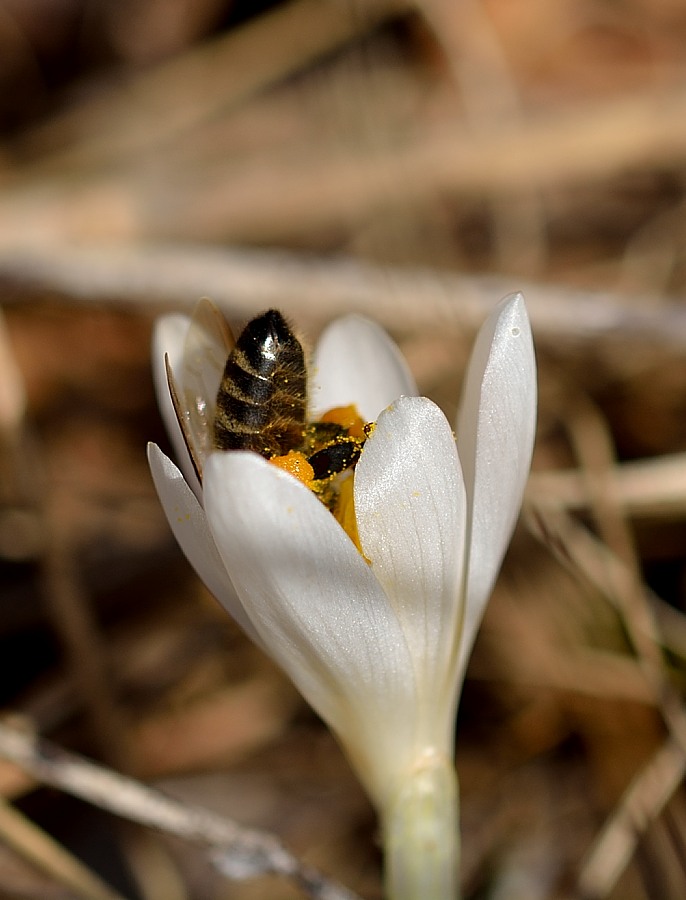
[354,396,466,736]
[152,315,202,497]
[203,451,418,804]
[311,315,417,421]
[455,293,537,681]
[147,443,262,647]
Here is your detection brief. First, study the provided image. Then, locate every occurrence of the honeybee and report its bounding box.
[213,308,307,457]
[166,301,367,502]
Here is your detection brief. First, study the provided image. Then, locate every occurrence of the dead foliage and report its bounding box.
[1,1,686,897]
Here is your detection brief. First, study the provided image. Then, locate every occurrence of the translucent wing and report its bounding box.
[165,353,203,485]
[181,298,235,467]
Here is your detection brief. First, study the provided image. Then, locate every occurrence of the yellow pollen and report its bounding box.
[320,404,367,440]
[270,450,315,488]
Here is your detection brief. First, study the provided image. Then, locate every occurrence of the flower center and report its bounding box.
[269,404,372,554]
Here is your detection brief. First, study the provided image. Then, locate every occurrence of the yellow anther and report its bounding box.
[334,475,369,561]
[320,405,367,440]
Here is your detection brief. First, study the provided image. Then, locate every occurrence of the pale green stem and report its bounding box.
[382,751,460,900]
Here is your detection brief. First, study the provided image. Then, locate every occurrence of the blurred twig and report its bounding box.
[528,453,686,520]
[0,720,362,900]
[3,242,686,346]
[5,81,686,247]
[0,306,25,435]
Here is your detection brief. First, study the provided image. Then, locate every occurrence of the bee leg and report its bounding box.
[307,438,364,482]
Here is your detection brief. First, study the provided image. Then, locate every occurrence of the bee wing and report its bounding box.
[165,353,204,484]
[181,298,235,461]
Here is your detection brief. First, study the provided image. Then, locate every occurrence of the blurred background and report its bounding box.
[1,0,686,897]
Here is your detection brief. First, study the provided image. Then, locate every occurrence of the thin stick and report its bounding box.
[0,721,362,900]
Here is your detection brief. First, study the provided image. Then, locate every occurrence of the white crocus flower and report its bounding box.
[148,293,536,899]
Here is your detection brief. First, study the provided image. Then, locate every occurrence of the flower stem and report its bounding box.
[383,752,460,900]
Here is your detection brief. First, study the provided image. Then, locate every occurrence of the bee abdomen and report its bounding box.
[213,310,307,457]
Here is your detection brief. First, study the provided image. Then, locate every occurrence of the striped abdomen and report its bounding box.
[212,309,307,457]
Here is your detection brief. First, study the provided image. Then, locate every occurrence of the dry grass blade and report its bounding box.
[560,394,666,686]
[3,3,686,895]
[6,82,686,249]
[531,473,686,742]
[416,0,548,273]
[14,0,412,173]
[40,500,135,775]
[526,502,686,666]
[523,496,686,896]
[577,738,686,899]
[0,721,362,900]
[526,506,661,678]
[0,796,126,900]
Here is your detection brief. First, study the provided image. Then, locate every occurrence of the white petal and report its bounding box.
[455,293,537,681]
[146,443,262,646]
[152,315,202,498]
[311,315,417,421]
[152,313,188,439]
[354,396,467,733]
[203,451,418,804]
